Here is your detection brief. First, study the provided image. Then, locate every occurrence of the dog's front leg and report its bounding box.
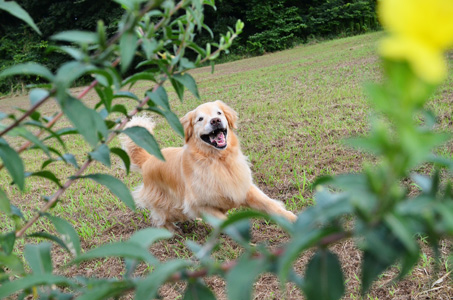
[244,184,297,222]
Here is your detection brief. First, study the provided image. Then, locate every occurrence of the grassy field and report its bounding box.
[1,31,453,299]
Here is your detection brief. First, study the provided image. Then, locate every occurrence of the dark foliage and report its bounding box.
[0,0,379,94]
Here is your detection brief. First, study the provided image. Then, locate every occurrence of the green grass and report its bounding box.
[1,31,453,298]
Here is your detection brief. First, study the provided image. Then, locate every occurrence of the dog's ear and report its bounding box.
[215,100,238,129]
[180,111,194,143]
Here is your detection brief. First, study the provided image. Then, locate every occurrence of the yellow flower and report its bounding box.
[378,0,453,83]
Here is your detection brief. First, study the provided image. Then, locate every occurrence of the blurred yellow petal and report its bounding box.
[379,0,453,50]
[379,36,447,84]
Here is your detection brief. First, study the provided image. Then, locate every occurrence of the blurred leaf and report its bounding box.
[120,31,138,73]
[384,213,418,254]
[170,77,185,101]
[223,219,251,247]
[135,260,192,300]
[29,88,50,106]
[27,232,70,254]
[76,280,134,300]
[8,126,50,157]
[278,228,335,284]
[361,250,395,294]
[226,255,268,300]
[146,86,169,109]
[303,250,344,300]
[0,138,25,190]
[113,91,139,101]
[10,205,24,219]
[125,228,173,276]
[0,62,53,81]
[122,126,164,161]
[183,279,216,300]
[51,30,98,44]
[110,147,131,174]
[24,243,53,275]
[122,71,155,88]
[0,253,24,275]
[89,144,111,167]
[72,241,157,265]
[111,104,128,116]
[47,215,81,256]
[0,274,76,299]
[61,96,108,147]
[25,170,61,187]
[173,73,200,99]
[61,153,79,169]
[0,232,16,255]
[0,188,11,215]
[0,0,41,34]
[129,228,173,247]
[55,61,95,88]
[81,173,135,210]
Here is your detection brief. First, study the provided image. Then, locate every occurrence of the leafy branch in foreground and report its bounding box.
[1,0,453,299]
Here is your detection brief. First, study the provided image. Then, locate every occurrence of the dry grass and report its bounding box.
[1,32,453,299]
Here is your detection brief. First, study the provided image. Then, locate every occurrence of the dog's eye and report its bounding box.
[198,117,204,122]
[217,111,222,115]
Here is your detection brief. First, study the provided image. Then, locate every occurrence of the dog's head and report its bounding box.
[180,100,238,150]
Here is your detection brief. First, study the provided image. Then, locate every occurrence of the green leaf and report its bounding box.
[173,73,200,99]
[135,260,192,300]
[146,86,170,109]
[89,144,111,167]
[8,126,50,157]
[163,110,184,138]
[0,62,53,81]
[72,241,156,265]
[113,91,139,101]
[129,228,173,247]
[61,153,79,169]
[24,243,53,275]
[384,213,418,254]
[125,228,173,276]
[0,253,24,275]
[110,147,131,174]
[82,173,135,210]
[226,255,268,300]
[0,138,25,190]
[0,232,16,255]
[122,126,164,161]
[27,232,70,254]
[51,30,98,44]
[61,96,108,147]
[120,31,138,73]
[278,228,335,284]
[223,219,251,247]
[111,104,128,116]
[76,281,134,300]
[361,250,394,294]
[122,71,155,88]
[0,274,76,299]
[25,171,61,187]
[0,1,41,34]
[0,188,11,215]
[303,250,344,300]
[55,61,95,88]
[47,215,81,256]
[29,88,50,106]
[170,77,185,101]
[183,280,216,300]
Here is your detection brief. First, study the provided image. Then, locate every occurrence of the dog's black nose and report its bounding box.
[210,118,221,126]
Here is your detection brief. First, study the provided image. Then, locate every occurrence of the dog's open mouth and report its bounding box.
[201,128,227,149]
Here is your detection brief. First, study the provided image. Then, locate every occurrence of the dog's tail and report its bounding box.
[120,116,155,171]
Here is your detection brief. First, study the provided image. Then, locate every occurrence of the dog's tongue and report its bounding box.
[210,131,226,147]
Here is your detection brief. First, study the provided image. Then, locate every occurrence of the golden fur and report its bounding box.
[120,100,296,229]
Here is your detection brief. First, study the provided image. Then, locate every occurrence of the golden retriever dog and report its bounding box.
[120,100,297,230]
